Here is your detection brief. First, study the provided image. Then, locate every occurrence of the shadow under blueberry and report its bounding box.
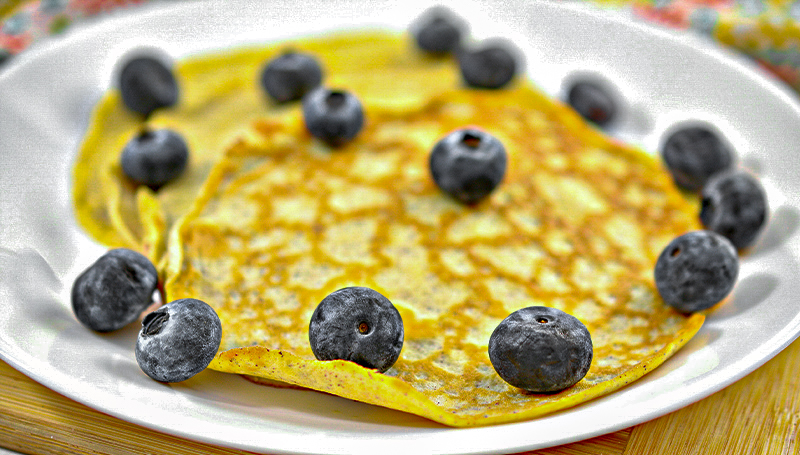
[174,369,444,429]
[746,205,800,258]
[93,320,143,349]
[0,248,75,334]
[46,323,131,377]
[0,247,63,297]
[705,273,780,323]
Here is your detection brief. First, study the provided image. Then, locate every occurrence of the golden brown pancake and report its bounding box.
[75,30,704,427]
[73,31,459,262]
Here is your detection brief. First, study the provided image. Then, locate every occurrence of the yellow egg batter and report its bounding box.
[73,30,704,427]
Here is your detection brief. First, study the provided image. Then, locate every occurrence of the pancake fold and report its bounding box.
[75,30,705,427]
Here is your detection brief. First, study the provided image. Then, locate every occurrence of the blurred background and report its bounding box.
[4,0,800,95]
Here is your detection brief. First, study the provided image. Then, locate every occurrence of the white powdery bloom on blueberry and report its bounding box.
[566,80,617,128]
[308,287,404,373]
[136,298,222,383]
[488,306,593,393]
[119,56,178,117]
[302,87,364,146]
[457,39,519,89]
[120,128,189,190]
[429,127,507,205]
[654,230,739,313]
[410,6,467,55]
[660,126,734,192]
[71,248,158,333]
[700,170,769,250]
[260,51,323,103]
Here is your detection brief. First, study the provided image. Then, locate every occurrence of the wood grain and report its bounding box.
[624,336,800,455]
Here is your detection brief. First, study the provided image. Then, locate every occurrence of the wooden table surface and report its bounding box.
[1,0,799,453]
[1,334,798,455]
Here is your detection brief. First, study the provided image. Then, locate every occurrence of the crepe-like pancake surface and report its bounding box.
[162,48,703,425]
[74,30,704,426]
[73,32,458,260]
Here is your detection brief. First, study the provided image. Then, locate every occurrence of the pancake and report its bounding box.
[75,30,705,426]
[157,37,703,426]
[73,31,458,262]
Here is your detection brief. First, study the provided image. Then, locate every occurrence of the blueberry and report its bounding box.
[410,6,466,55]
[458,41,518,89]
[302,87,364,146]
[567,81,616,127]
[119,56,178,117]
[429,128,507,205]
[700,170,769,250]
[488,306,593,393]
[135,298,222,383]
[655,230,739,313]
[260,51,323,103]
[71,248,158,332]
[308,287,404,373]
[120,129,189,189]
[661,126,734,192]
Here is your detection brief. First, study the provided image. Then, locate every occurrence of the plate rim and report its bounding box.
[1,0,800,453]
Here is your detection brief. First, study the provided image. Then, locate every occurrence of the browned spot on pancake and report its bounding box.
[165,85,702,426]
[74,31,704,427]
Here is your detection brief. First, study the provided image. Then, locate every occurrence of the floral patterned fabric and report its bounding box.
[2,0,800,91]
[0,0,144,63]
[633,0,800,91]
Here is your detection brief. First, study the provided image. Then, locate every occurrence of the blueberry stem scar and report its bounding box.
[142,310,169,336]
[325,91,346,109]
[461,132,482,148]
[122,263,138,282]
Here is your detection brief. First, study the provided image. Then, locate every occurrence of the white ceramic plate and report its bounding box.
[1,1,800,454]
